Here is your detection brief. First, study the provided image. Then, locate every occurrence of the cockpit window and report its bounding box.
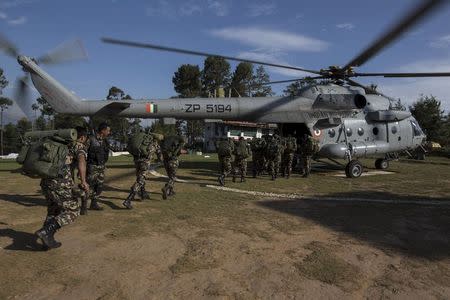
[410,120,423,137]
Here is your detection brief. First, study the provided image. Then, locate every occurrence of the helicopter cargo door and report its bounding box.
[387,121,403,152]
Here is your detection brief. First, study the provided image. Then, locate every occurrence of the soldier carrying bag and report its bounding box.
[216,140,233,157]
[128,131,154,158]
[16,129,77,179]
[234,140,250,159]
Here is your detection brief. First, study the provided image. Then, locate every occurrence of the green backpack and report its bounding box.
[162,136,184,157]
[17,136,70,179]
[266,139,280,158]
[216,140,233,157]
[285,137,297,153]
[128,132,153,158]
[304,136,320,155]
[234,140,250,158]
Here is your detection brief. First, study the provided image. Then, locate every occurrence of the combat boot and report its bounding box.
[168,187,176,197]
[89,199,103,211]
[123,192,134,209]
[218,175,225,186]
[35,219,61,249]
[80,198,88,215]
[240,176,246,183]
[162,185,168,200]
[140,188,151,200]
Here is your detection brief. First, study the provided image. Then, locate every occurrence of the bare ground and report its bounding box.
[0,156,449,299]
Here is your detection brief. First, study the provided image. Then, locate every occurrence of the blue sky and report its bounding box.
[1,0,450,123]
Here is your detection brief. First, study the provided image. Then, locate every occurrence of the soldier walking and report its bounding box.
[71,126,90,215]
[250,137,266,178]
[215,137,234,186]
[123,130,162,209]
[86,122,111,210]
[265,134,282,180]
[299,133,319,177]
[161,135,186,200]
[232,136,251,183]
[281,135,297,178]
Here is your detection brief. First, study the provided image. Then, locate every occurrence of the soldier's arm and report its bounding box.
[77,153,89,191]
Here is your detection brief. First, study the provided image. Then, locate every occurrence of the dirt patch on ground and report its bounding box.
[1,157,450,299]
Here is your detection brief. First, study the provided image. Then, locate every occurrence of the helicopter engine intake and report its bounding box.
[313,93,367,110]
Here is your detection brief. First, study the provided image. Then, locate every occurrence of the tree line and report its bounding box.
[0,62,449,155]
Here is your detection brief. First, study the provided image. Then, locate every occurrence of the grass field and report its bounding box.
[0,155,449,299]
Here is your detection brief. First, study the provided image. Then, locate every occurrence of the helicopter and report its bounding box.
[2,0,449,178]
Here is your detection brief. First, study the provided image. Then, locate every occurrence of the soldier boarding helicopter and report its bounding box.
[2,0,449,178]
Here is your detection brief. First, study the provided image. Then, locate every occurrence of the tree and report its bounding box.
[251,66,273,97]
[0,97,13,155]
[0,68,8,94]
[230,62,253,97]
[36,96,55,129]
[150,120,177,136]
[409,95,445,143]
[173,64,202,98]
[202,56,231,97]
[283,77,317,96]
[54,114,88,129]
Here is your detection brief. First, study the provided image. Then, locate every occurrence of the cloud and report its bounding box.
[180,2,202,16]
[7,16,26,25]
[237,49,310,78]
[0,0,36,9]
[208,27,329,52]
[146,0,175,18]
[429,34,450,48]
[375,57,450,111]
[207,0,229,17]
[0,11,7,19]
[336,23,355,30]
[247,3,276,17]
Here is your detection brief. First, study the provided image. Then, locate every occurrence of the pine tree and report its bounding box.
[251,66,273,97]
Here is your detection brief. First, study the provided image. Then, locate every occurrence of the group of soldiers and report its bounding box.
[34,123,185,250]
[215,133,319,185]
[30,124,318,250]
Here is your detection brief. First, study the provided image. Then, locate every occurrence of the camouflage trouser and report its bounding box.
[267,154,281,177]
[131,160,151,193]
[234,157,247,178]
[87,164,106,201]
[41,179,79,227]
[163,157,179,189]
[281,152,295,176]
[252,152,265,176]
[218,155,233,177]
[300,155,312,175]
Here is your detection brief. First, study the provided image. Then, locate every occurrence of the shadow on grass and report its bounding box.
[0,193,45,207]
[0,228,45,251]
[258,191,450,259]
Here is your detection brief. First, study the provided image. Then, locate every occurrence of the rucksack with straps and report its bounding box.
[128,131,154,158]
[216,140,233,157]
[304,136,320,155]
[234,140,250,158]
[17,135,71,179]
[285,137,297,153]
[162,136,184,157]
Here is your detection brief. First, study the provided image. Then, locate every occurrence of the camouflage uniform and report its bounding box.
[87,134,109,209]
[265,135,282,180]
[250,138,266,178]
[281,137,297,178]
[131,139,160,195]
[71,141,88,214]
[40,146,79,227]
[233,138,250,182]
[215,138,234,186]
[299,135,318,177]
[161,136,185,199]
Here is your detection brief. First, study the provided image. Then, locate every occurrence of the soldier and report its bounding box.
[250,137,266,178]
[161,135,186,200]
[35,135,79,249]
[281,135,297,178]
[86,122,111,210]
[123,131,162,209]
[232,136,250,182]
[299,133,319,177]
[71,126,90,215]
[215,137,234,186]
[265,134,282,180]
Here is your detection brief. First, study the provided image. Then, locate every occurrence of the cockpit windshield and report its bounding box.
[410,120,423,137]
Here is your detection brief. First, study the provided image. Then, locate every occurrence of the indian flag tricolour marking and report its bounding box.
[146,103,158,113]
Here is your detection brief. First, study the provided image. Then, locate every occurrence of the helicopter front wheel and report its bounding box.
[375,158,389,170]
[345,160,363,178]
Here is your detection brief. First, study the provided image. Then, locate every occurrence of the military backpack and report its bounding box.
[216,140,233,157]
[234,140,250,158]
[285,137,297,153]
[17,135,72,179]
[128,131,154,158]
[304,136,320,155]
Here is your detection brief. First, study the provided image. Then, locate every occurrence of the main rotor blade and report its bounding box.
[101,37,322,75]
[353,72,450,78]
[37,39,88,65]
[13,75,33,117]
[343,0,445,70]
[0,33,19,58]
[258,76,326,85]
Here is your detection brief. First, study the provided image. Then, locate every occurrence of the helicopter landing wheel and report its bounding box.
[375,158,389,170]
[345,160,363,178]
